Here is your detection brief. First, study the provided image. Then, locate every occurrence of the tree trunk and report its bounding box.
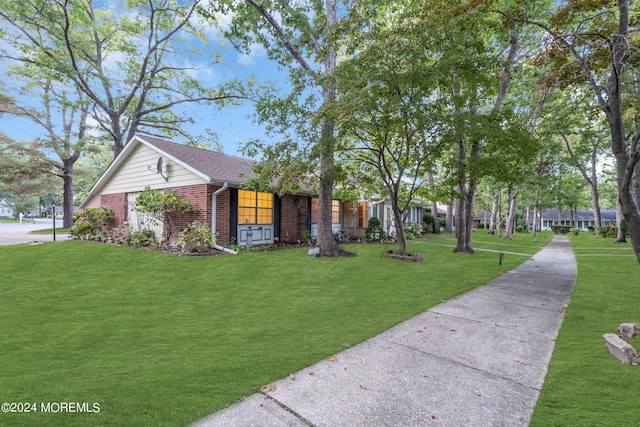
[316,0,348,257]
[532,187,540,237]
[445,203,453,233]
[62,159,75,229]
[391,202,408,253]
[615,199,627,243]
[453,139,473,253]
[504,185,517,239]
[488,188,500,234]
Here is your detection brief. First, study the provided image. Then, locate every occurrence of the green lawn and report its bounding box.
[530,233,640,426]
[0,237,530,426]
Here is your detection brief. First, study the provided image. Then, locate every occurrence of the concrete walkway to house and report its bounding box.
[193,235,577,427]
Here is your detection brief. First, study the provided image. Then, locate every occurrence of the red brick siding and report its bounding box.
[99,185,233,245]
[167,184,210,243]
[168,184,232,246]
[101,193,127,228]
[279,194,309,243]
[214,187,231,246]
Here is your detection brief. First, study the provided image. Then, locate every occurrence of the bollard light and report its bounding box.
[499,252,504,266]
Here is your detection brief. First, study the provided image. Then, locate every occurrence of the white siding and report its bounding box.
[100,143,207,195]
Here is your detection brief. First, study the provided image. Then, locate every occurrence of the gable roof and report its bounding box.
[81,135,255,208]
[138,135,255,184]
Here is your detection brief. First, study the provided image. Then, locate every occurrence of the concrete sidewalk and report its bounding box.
[193,236,577,427]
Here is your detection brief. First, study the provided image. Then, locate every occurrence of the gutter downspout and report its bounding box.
[211,182,238,255]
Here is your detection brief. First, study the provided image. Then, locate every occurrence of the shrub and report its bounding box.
[178,222,214,253]
[134,188,198,242]
[300,229,312,245]
[596,225,618,238]
[129,229,156,248]
[366,216,385,240]
[405,221,423,240]
[570,228,580,236]
[550,225,572,234]
[70,207,115,240]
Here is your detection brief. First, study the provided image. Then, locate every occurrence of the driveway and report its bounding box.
[0,219,69,246]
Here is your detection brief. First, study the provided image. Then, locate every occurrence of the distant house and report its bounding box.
[537,208,617,231]
[53,206,82,220]
[0,198,15,218]
[81,135,347,246]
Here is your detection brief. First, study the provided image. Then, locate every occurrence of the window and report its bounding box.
[357,202,368,228]
[332,200,340,223]
[238,190,273,225]
[311,198,341,224]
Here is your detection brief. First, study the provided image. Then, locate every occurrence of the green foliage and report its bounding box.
[570,228,580,235]
[128,229,157,249]
[551,225,572,234]
[365,216,384,240]
[300,229,312,245]
[134,187,198,242]
[596,225,619,238]
[178,221,214,253]
[405,221,424,240]
[69,207,115,240]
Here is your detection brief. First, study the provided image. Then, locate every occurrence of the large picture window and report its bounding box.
[238,190,273,225]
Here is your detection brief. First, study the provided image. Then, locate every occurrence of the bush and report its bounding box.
[366,216,385,240]
[300,229,312,245]
[178,222,214,253]
[129,229,156,248]
[596,225,618,238]
[570,228,580,236]
[405,221,423,240]
[550,225,572,234]
[70,207,115,240]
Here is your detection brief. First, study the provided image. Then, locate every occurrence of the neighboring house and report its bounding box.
[81,135,343,246]
[53,206,83,221]
[339,196,428,239]
[536,208,617,231]
[0,198,15,218]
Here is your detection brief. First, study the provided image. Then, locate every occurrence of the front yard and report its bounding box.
[0,237,527,426]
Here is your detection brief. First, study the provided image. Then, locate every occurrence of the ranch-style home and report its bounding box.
[81,135,346,246]
[81,135,437,246]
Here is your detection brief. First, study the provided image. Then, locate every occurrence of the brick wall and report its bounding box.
[170,184,232,246]
[101,193,127,228]
[279,194,309,243]
[214,187,231,246]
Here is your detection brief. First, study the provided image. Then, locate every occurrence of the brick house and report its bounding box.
[80,135,339,246]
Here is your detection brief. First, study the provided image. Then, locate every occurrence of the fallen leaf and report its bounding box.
[262,384,277,393]
[327,356,337,362]
[359,385,369,390]
[417,330,424,333]
[308,371,314,376]
[515,359,529,365]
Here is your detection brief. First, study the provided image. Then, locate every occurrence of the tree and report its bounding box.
[0,75,94,227]
[498,0,640,262]
[211,0,347,256]
[0,0,246,159]
[330,5,444,253]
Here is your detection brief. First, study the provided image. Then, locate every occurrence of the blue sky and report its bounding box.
[0,4,298,158]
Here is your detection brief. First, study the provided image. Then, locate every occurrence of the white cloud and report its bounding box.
[236,42,266,66]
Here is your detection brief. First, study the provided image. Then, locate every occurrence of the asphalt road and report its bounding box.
[0,219,69,246]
